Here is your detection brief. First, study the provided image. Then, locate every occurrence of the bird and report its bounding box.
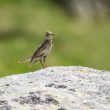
[19,31,54,68]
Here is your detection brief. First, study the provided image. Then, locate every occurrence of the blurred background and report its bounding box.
[0,0,110,77]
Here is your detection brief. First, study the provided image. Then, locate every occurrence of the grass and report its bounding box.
[0,2,110,77]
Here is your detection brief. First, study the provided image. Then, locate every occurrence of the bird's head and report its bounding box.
[45,31,54,40]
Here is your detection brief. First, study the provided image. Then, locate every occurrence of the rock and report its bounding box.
[0,66,110,110]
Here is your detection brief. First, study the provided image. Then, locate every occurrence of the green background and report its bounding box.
[0,0,110,77]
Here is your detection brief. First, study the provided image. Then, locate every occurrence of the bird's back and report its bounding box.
[30,39,52,64]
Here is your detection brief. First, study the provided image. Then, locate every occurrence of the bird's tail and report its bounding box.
[18,56,31,63]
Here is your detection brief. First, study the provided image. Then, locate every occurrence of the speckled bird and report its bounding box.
[19,31,54,68]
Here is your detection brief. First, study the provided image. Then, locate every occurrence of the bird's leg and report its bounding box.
[44,60,48,67]
[43,56,48,67]
[40,59,46,68]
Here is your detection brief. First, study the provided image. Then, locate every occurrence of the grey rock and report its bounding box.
[0,66,110,110]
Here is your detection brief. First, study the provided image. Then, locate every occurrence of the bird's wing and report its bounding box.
[30,41,48,64]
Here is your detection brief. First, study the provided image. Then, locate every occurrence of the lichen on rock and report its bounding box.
[0,66,110,110]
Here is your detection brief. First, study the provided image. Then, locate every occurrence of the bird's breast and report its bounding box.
[44,44,52,55]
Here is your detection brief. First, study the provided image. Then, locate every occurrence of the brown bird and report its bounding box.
[19,31,54,68]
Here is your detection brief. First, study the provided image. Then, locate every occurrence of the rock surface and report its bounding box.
[0,66,110,110]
